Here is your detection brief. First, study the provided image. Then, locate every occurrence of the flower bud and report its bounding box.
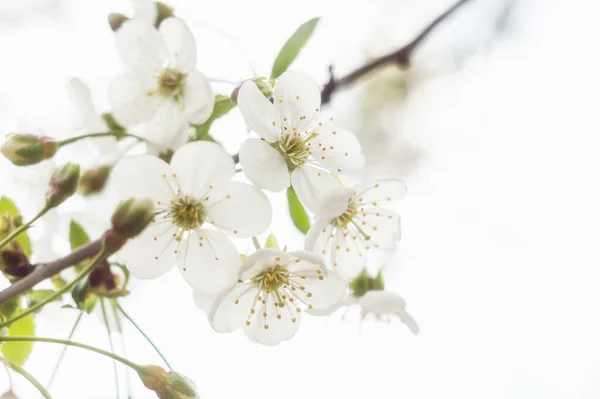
[1,246,33,278]
[104,198,154,252]
[1,389,18,399]
[1,134,57,166]
[231,77,273,104]
[137,365,199,399]
[108,13,129,31]
[46,163,80,209]
[79,165,111,196]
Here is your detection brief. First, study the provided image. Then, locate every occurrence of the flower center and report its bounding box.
[169,195,206,230]
[274,131,317,170]
[252,264,290,291]
[157,68,186,99]
[333,201,359,228]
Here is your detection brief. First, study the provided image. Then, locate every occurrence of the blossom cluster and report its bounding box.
[1,2,418,347]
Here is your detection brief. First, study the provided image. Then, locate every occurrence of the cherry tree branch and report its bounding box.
[0,239,103,305]
[320,0,473,104]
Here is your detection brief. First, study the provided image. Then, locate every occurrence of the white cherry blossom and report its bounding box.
[358,291,419,334]
[208,248,347,345]
[305,177,406,280]
[237,71,364,219]
[111,141,272,295]
[109,18,214,153]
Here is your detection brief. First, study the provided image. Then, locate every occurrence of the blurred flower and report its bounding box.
[208,248,347,345]
[0,133,57,166]
[109,18,214,153]
[358,290,419,334]
[237,71,364,219]
[305,177,406,279]
[111,141,271,294]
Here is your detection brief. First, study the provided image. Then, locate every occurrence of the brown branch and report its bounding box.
[0,239,103,305]
[320,0,474,104]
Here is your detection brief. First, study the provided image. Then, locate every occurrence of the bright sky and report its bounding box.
[1,0,600,398]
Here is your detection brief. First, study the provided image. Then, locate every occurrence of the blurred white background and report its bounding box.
[1,0,600,398]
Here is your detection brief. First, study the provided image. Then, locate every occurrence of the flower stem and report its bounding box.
[0,336,142,372]
[57,131,148,147]
[0,246,108,329]
[0,205,49,251]
[0,356,53,399]
[252,237,261,250]
[101,299,120,399]
[110,300,132,399]
[113,301,172,370]
[46,310,83,390]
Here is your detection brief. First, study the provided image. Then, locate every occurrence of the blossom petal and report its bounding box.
[177,228,241,295]
[237,81,281,142]
[209,282,257,333]
[115,20,166,85]
[111,155,174,203]
[192,290,218,315]
[185,70,215,124]
[67,78,106,132]
[109,74,159,127]
[311,123,365,172]
[239,248,286,280]
[355,177,407,204]
[206,181,272,238]
[159,17,197,73]
[291,166,354,219]
[358,291,419,334]
[250,296,301,346]
[239,139,290,192]
[144,100,188,151]
[119,221,178,279]
[273,71,321,132]
[357,207,401,252]
[132,0,157,25]
[304,219,331,253]
[330,228,366,279]
[170,141,234,198]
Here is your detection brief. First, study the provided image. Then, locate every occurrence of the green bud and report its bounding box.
[78,165,111,196]
[1,134,57,166]
[137,365,199,399]
[105,198,154,252]
[155,2,175,27]
[108,13,129,31]
[46,163,80,208]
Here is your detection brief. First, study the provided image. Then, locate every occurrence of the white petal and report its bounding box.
[206,181,272,238]
[177,228,241,295]
[237,81,281,142]
[109,74,159,127]
[359,291,419,334]
[67,78,106,131]
[144,100,189,150]
[273,71,321,132]
[159,18,197,73]
[304,219,331,252]
[355,177,408,204]
[306,295,357,316]
[192,290,218,315]
[131,0,157,25]
[239,248,286,280]
[115,20,166,85]
[249,294,301,346]
[170,141,234,198]
[397,309,420,335]
[119,221,178,279]
[147,123,190,156]
[185,70,215,124]
[291,166,354,219]
[238,139,289,192]
[356,207,401,252]
[330,228,366,279]
[209,282,257,333]
[111,155,174,203]
[311,123,365,172]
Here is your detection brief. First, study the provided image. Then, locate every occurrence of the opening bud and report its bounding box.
[46,163,80,209]
[137,365,199,399]
[231,77,273,103]
[105,198,154,252]
[1,134,57,166]
[79,165,111,196]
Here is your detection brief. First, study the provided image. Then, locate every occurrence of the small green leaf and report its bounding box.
[0,197,31,256]
[287,187,310,234]
[27,290,59,309]
[69,220,90,251]
[264,234,279,249]
[190,95,237,141]
[1,312,35,366]
[270,17,320,79]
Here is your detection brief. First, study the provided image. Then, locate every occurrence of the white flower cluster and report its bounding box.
[57,10,416,345]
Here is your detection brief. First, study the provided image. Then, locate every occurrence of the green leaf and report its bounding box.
[69,220,90,251]
[190,95,237,141]
[287,187,310,234]
[264,234,279,249]
[0,196,31,256]
[270,17,320,79]
[1,312,35,366]
[27,290,59,309]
